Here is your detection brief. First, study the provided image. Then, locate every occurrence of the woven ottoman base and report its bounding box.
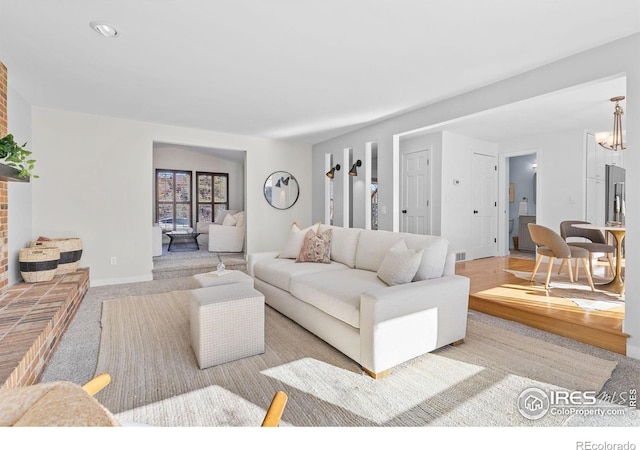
[190,284,265,369]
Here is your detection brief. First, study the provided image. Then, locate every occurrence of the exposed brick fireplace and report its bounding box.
[1,61,8,298]
[0,61,90,389]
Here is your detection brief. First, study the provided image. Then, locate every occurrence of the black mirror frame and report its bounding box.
[264,171,299,210]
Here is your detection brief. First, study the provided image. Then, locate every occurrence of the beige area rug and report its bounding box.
[94,290,619,427]
[503,269,625,311]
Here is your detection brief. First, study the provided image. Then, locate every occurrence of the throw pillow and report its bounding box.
[214,209,238,224]
[377,239,423,286]
[278,222,320,259]
[296,229,332,263]
[233,211,246,227]
[222,213,238,226]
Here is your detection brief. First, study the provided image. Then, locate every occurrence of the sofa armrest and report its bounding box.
[443,252,457,276]
[247,251,280,277]
[208,224,245,252]
[360,275,470,374]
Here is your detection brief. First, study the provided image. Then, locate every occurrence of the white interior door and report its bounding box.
[472,153,498,259]
[400,149,431,234]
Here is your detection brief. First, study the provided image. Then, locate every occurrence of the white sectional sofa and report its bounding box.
[248,224,470,378]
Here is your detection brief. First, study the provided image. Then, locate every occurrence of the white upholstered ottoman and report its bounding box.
[190,284,265,369]
[193,270,254,288]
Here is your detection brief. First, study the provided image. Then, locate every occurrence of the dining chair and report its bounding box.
[261,390,288,427]
[0,373,288,427]
[528,223,595,291]
[559,220,615,278]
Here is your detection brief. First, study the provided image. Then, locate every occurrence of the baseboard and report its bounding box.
[91,274,154,287]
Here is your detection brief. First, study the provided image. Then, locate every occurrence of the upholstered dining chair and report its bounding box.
[559,220,615,278]
[528,223,595,291]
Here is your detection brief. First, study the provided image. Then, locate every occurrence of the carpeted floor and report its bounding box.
[40,273,640,427]
[92,290,625,427]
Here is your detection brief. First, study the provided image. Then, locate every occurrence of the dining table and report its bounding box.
[572,223,625,296]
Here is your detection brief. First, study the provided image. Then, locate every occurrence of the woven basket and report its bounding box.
[30,238,83,275]
[19,247,60,283]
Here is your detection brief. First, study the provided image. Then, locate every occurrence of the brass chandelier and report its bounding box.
[595,96,625,151]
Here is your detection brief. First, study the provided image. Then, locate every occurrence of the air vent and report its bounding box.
[455,252,466,262]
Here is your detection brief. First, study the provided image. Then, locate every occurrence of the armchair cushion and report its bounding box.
[208,223,245,252]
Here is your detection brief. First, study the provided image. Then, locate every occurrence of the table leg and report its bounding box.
[597,229,625,295]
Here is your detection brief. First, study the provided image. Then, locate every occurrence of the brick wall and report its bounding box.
[1,62,8,297]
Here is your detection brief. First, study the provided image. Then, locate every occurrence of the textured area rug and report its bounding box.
[94,291,619,427]
[503,269,625,311]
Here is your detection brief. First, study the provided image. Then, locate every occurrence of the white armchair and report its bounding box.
[208,223,245,252]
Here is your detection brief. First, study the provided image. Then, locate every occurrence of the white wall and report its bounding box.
[7,85,32,284]
[311,33,640,358]
[31,108,311,286]
[442,132,499,258]
[500,131,584,233]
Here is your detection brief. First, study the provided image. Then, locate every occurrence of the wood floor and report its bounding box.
[457,256,628,355]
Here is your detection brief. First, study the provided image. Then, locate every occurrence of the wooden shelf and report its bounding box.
[0,162,29,182]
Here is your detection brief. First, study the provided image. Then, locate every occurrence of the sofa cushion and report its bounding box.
[290,269,386,329]
[296,229,332,263]
[318,225,361,268]
[355,229,449,280]
[401,233,449,280]
[355,230,405,272]
[377,239,423,286]
[222,213,238,226]
[279,222,319,259]
[253,257,348,292]
[233,211,246,227]
[214,209,238,224]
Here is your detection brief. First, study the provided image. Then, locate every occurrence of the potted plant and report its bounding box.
[0,133,38,178]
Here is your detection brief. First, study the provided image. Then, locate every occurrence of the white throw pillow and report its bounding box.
[377,239,423,286]
[279,222,320,259]
[214,209,238,224]
[233,211,246,227]
[222,213,238,226]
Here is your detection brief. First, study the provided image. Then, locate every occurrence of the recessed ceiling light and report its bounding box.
[90,21,119,38]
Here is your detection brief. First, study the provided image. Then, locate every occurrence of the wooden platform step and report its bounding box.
[456,256,628,355]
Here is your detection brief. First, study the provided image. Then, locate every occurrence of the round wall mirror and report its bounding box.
[264,171,299,210]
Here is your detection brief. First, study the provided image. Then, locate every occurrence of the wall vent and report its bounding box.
[455,252,466,262]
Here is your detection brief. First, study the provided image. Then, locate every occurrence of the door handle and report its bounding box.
[473,210,478,214]
[402,210,407,214]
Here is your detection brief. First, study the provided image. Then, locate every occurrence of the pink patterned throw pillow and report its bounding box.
[296,229,332,263]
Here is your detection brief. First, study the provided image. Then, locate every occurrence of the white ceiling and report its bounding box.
[0,1,639,145]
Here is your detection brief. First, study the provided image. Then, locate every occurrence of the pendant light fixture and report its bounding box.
[595,96,625,151]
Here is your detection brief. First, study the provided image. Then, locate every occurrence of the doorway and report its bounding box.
[502,151,538,256]
[400,148,431,234]
[471,152,498,259]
